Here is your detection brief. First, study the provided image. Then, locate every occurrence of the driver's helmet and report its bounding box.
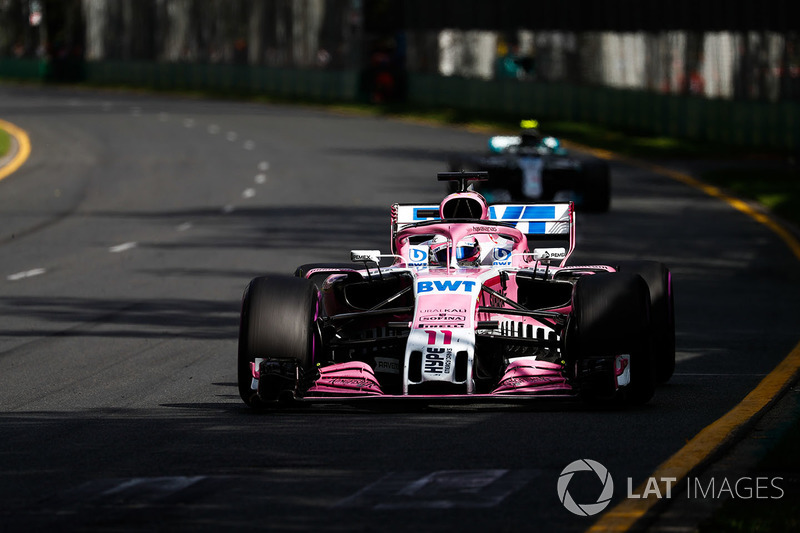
[455,236,481,266]
[427,236,482,267]
[428,239,450,267]
[519,129,542,147]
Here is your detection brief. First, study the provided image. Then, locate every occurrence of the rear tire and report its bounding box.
[571,272,655,406]
[616,261,675,384]
[237,275,319,408]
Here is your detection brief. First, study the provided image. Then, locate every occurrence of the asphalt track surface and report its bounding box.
[1,85,798,532]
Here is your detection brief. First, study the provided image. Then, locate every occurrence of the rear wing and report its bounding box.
[390,202,575,265]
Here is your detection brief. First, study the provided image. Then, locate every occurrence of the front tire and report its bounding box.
[237,275,319,408]
[571,272,656,406]
[616,261,675,384]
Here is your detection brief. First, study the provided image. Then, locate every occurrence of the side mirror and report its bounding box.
[350,250,381,263]
[532,247,567,262]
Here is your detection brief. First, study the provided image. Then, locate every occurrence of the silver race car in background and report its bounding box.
[447,120,611,211]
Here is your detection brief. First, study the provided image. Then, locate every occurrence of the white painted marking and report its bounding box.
[109,242,137,253]
[258,161,270,171]
[131,107,142,116]
[254,174,267,184]
[242,188,256,199]
[222,204,235,213]
[208,124,220,134]
[100,476,206,499]
[7,268,47,281]
[226,131,238,142]
[183,118,195,128]
[337,469,537,509]
[176,222,193,232]
[243,140,255,150]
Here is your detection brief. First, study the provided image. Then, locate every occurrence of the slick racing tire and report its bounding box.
[580,161,610,213]
[616,261,675,384]
[571,272,656,406]
[237,275,319,408]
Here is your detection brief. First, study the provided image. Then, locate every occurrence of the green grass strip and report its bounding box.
[0,126,10,159]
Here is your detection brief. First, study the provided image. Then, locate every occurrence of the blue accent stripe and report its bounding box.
[522,206,556,219]
[526,222,547,234]
[489,205,558,221]
[500,205,524,220]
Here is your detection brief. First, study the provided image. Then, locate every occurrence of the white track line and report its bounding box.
[7,268,46,281]
[109,242,137,253]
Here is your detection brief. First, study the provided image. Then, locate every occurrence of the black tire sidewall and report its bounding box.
[571,272,656,405]
[616,261,675,384]
[237,275,318,407]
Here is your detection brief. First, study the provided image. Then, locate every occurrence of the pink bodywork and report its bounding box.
[306,361,383,395]
[303,358,573,397]
[297,196,581,399]
[493,359,571,394]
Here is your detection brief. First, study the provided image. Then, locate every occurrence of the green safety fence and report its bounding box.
[83,61,360,102]
[406,73,799,152]
[1,57,796,151]
[0,57,46,80]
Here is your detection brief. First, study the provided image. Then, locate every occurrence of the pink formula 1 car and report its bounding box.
[237,172,674,408]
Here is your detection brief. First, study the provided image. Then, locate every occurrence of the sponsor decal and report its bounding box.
[472,225,498,233]
[424,348,449,375]
[413,208,440,221]
[410,248,427,262]
[493,247,512,261]
[350,250,381,263]
[417,280,477,294]
[328,378,376,387]
[374,357,400,375]
[408,246,429,271]
[423,330,454,376]
[420,308,467,313]
[533,247,567,261]
[492,246,513,266]
[419,313,466,323]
